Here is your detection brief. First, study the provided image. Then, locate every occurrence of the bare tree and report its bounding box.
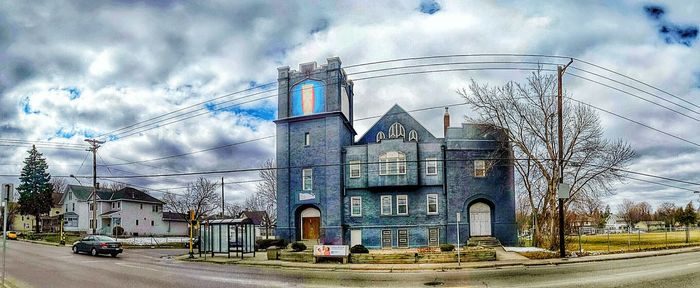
[459,70,636,249]
[163,177,220,221]
[244,159,277,238]
[50,178,69,194]
[106,181,127,191]
[655,202,677,226]
[225,202,244,218]
[617,199,637,230]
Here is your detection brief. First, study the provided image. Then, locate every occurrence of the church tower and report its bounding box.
[275,57,355,244]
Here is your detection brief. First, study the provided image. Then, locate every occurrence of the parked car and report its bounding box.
[5,231,17,240]
[72,235,123,257]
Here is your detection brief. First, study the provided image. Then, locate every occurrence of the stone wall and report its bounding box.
[276,248,496,264]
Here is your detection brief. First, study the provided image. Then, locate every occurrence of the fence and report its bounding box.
[518,226,700,254]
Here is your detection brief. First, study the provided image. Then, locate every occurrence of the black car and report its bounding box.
[72,235,123,257]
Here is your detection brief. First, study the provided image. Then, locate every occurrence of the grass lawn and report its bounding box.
[39,234,82,244]
[567,230,700,252]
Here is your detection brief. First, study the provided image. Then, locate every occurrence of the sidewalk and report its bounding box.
[179,245,700,272]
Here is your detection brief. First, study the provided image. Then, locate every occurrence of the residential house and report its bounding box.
[275,58,517,248]
[635,220,666,232]
[59,185,187,236]
[239,211,275,239]
[162,212,189,235]
[605,214,628,232]
[11,192,64,233]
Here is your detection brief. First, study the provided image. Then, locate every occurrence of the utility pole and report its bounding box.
[85,139,104,235]
[557,59,573,258]
[221,177,225,219]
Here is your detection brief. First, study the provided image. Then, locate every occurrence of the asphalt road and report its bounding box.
[4,241,700,287]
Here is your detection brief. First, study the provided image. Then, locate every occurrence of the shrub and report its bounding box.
[350,245,369,254]
[290,241,307,252]
[440,244,455,252]
[256,239,288,250]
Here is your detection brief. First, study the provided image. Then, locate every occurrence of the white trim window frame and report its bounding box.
[380,195,392,215]
[351,196,362,217]
[302,168,313,191]
[304,132,311,146]
[426,158,438,175]
[427,194,438,215]
[379,151,407,176]
[349,160,361,178]
[396,195,408,215]
[474,160,486,177]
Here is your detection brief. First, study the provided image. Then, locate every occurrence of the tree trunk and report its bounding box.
[35,213,42,233]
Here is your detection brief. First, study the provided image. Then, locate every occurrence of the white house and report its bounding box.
[60,185,188,236]
[605,214,628,232]
[239,211,275,239]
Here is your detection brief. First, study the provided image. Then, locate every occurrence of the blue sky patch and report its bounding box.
[310,19,329,34]
[644,5,665,20]
[20,96,39,114]
[55,127,76,139]
[63,86,81,100]
[204,102,276,120]
[419,0,441,14]
[643,5,698,47]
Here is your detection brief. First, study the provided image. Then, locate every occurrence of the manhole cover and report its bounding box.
[424,281,444,286]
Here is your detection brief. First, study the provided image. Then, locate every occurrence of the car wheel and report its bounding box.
[110,253,118,258]
[91,248,98,256]
[72,246,79,254]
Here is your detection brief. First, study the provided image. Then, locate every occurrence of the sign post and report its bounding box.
[2,183,13,287]
[188,210,195,259]
[456,212,461,266]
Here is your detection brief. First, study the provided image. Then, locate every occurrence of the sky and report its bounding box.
[1,0,699,212]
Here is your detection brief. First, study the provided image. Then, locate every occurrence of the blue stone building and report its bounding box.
[275,58,517,248]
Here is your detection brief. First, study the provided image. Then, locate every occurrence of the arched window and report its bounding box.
[376,131,386,143]
[388,123,405,139]
[379,151,406,175]
[408,130,418,141]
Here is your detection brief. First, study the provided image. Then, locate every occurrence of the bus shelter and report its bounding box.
[198,218,256,259]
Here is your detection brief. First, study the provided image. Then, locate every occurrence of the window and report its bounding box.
[118,202,120,208]
[304,132,310,146]
[426,158,438,175]
[408,130,418,141]
[140,203,143,209]
[474,160,486,177]
[397,195,408,215]
[136,220,139,226]
[427,194,438,215]
[68,192,72,200]
[379,151,406,175]
[112,203,114,209]
[428,228,439,247]
[152,205,160,212]
[90,203,94,211]
[302,168,313,191]
[381,230,392,248]
[351,197,362,217]
[397,229,409,248]
[349,161,361,178]
[72,203,75,212]
[151,220,154,226]
[389,122,405,139]
[381,196,392,215]
[376,131,385,143]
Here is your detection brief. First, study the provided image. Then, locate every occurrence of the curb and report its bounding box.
[177,246,700,272]
[16,239,63,247]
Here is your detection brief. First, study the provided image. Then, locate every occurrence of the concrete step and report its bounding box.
[467,236,502,247]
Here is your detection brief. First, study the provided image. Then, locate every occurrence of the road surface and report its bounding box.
[5,241,700,287]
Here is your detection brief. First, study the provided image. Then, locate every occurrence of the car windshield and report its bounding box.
[94,236,116,242]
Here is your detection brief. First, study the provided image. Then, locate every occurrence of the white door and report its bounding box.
[351,229,362,246]
[469,202,491,236]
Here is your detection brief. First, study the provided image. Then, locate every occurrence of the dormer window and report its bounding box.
[376,131,386,143]
[408,130,418,141]
[389,123,405,139]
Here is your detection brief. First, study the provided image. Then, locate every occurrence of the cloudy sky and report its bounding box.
[1,0,699,211]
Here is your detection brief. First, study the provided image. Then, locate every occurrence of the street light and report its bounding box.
[69,175,83,186]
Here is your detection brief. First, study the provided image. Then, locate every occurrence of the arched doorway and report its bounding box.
[469,202,492,236]
[300,207,320,240]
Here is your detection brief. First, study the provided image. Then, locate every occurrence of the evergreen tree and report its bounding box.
[17,145,54,233]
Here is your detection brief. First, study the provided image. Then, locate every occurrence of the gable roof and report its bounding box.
[51,192,63,206]
[163,212,187,222]
[355,104,439,145]
[240,211,267,225]
[110,187,163,204]
[64,185,113,202]
[61,185,162,204]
